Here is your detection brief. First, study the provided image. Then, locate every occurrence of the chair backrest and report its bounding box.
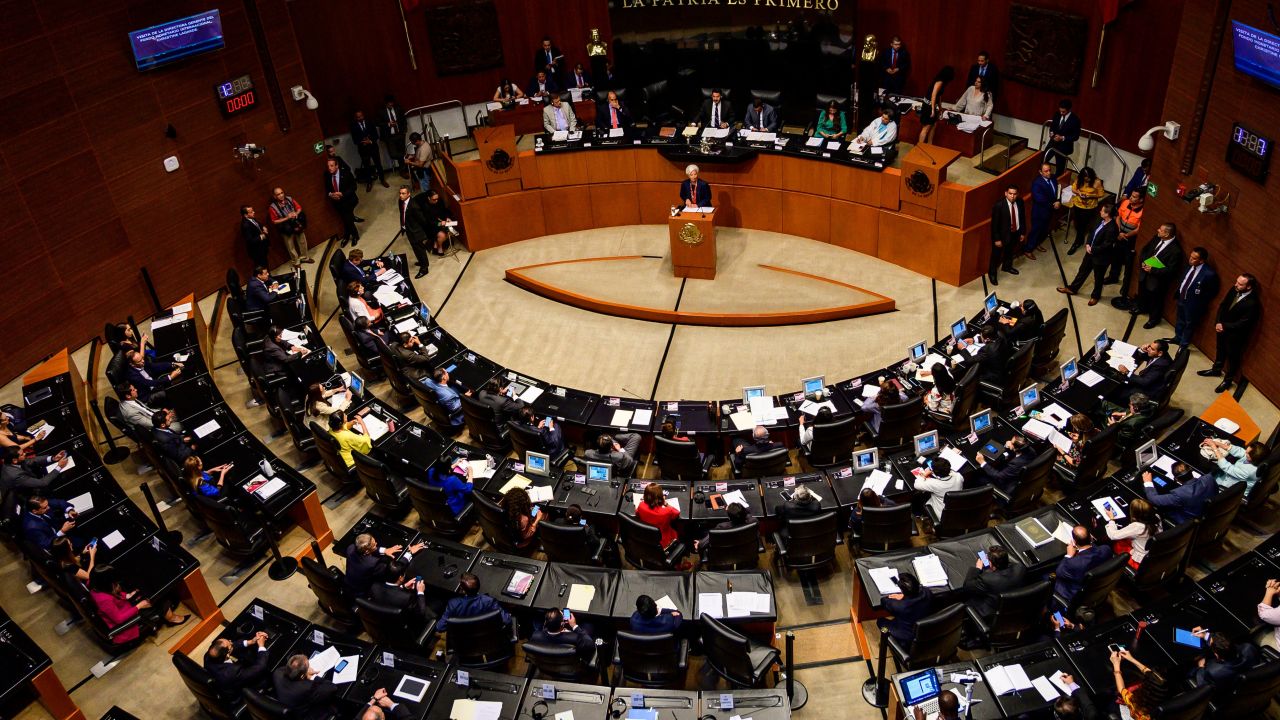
[1068,422,1121,491]
[276,387,315,454]
[507,421,545,463]
[741,447,789,478]
[654,436,705,482]
[380,355,414,398]
[1192,481,1246,550]
[618,512,670,570]
[537,522,599,565]
[1135,409,1185,454]
[778,511,839,570]
[190,494,266,560]
[106,351,130,389]
[858,503,916,553]
[616,631,684,686]
[700,87,732,100]
[299,556,359,627]
[354,597,415,648]
[102,396,145,444]
[308,421,351,481]
[904,603,966,669]
[460,393,511,455]
[409,378,457,433]
[445,609,515,668]
[806,416,859,466]
[351,450,406,512]
[1157,349,1191,415]
[403,476,472,539]
[996,342,1035,405]
[1029,307,1069,375]
[749,88,782,106]
[700,614,765,686]
[1067,552,1130,612]
[815,93,849,111]
[473,490,521,553]
[947,365,981,426]
[522,641,590,680]
[1245,446,1280,512]
[1130,519,1198,592]
[934,486,994,538]
[704,522,761,571]
[1206,657,1280,715]
[1003,448,1056,513]
[874,395,924,447]
[1153,685,1213,720]
[328,250,347,295]
[241,688,292,720]
[172,652,243,720]
[985,581,1053,647]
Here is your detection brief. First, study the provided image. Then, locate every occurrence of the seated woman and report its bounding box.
[797,406,834,451]
[849,487,895,533]
[1203,439,1267,500]
[659,419,690,442]
[499,486,541,549]
[999,298,1043,344]
[855,106,898,150]
[51,535,95,587]
[88,564,188,644]
[861,380,908,434]
[923,363,957,417]
[184,456,232,498]
[0,411,36,456]
[951,75,994,120]
[1103,497,1157,568]
[306,382,352,423]
[635,482,680,549]
[813,100,847,140]
[493,78,525,102]
[429,458,475,515]
[694,500,750,552]
[345,281,383,325]
[1109,649,1169,720]
[1059,414,1098,467]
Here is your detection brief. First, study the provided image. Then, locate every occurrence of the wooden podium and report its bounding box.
[898,143,961,221]
[669,210,717,279]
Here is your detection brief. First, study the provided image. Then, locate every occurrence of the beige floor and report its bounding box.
[2,181,1277,719]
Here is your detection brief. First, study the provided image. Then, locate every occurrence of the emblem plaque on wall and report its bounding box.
[425,0,504,75]
[1005,4,1088,94]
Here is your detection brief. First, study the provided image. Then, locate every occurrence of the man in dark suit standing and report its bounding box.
[744,96,780,132]
[325,158,360,247]
[1135,222,1185,329]
[989,185,1025,285]
[1169,247,1219,349]
[694,89,734,129]
[1025,163,1061,257]
[962,544,1026,625]
[1046,100,1081,177]
[1197,272,1261,393]
[879,36,911,94]
[350,110,387,191]
[1058,202,1118,305]
[680,164,712,209]
[397,186,430,278]
[273,655,341,718]
[204,632,271,694]
[241,206,269,268]
[597,90,632,131]
[533,36,564,83]
[380,95,407,179]
[966,50,1000,96]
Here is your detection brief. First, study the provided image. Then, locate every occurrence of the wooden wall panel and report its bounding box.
[634,151,685,184]
[781,158,831,197]
[637,183,676,224]
[717,186,782,234]
[781,192,832,244]
[540,187,594,236]
[877,212,966,286]
[830,201,880,257]
[584,150,637,184]
[536,152,590,188]
[831,164,881,206]
[466,192,546,250]
[589,183,641,228]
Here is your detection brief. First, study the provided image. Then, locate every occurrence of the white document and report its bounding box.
[1078,370,1106,387]
[467,460,496,480]
[280,328,305,343]
[500,476,533,495]
[1059,185,1076,205]
[1049,671,1074,695]
[1005,664,1034,691]
[868,567,900,594]
[727,592,767,617]
[1052,521,1075,545]
[1041,403,1072,428]
[527,485,554,503]
[309,646,341,675]
[610,409,634,427]
[1091,497,1126,519]
[1110,340,1139,358]
[487,102,503,111]
[1046,429,1073,455]
[771,406,789,420]
[551,130,569,141]
[48,456,75,474]
[568,131,583,141]
[798,399,837,416]
[609,128,624,138]
[67,492,94,515]
[729,410,754,431]
[682,126,700,137]
[702,127,730,139]
[864,470,892,496]
[361,414,390,441]
[193,419,221,438]
[698,592,725,618]
[332,655,359,684]
[912,554,949,588]
[804,136,823,147]
[696,207,715,214]
[1031,675,1060,702]
[655,595,678,612]
[746,131,777,142]
[667,497,681,514]
[826,141,841,150]
[555,712,575,720]
[171,302,192,314]
[861,384,881,399]
[1152,454,1177,475]
[101,529,126,549]
[254,477,287,500]
[939,446,969,469]
[450,699,504,720]
[394,318,419,335]
[870,145,884,155]
[379,271,405,285]
[748,396,775,417]
[984,665,1014,696]
[632,409,654,427]
[922,353,949,371]
[373,286,406,306]
[1022,418,1055,440]
[518,385,545,404]
[567,584,596,612]
[722,489,750,508]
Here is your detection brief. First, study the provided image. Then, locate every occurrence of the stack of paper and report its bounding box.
[804,136,823,147]
[1109,340,1139,359]
[101,530,126,549]
[655,595,678,611]
[608,128,624,138]
[487,102,503,111]
[702,127,730,139]
[551,130,569,141]
[281,328,306,344]
[729,410,754,431]
[698,592,725,618]
[333,655,359,684]
[566,584,596,612]
[393,318,419,335]
[745,131,777,142]
[67,492,94,514]
[1040,403,1072,428]
[527,485,554,503]
[864,470,893,496]
[868,567,900,594]
[722,489,750,508]
[748,396,777,426]
[193,419,221,438]
[1077,369,1106,387]
[984,664,1033,696]
[499,476,532,495]
[253,477,288,500]
[938,446,969,469]
[798,399,837,416]
[860,384,882,399]
[467,460,497,480]
[309,646,341,674]
[450,699,504,720]
[1022,418,1055,440]
[518,385,544,403]
[726,592,771,617]
[682,126,700,137]
[610,409,634,426]
[361,414,390,441]
[373,286,406,306]
[632,409,653,426]
[912,554,949,588]
[379,270,405,285]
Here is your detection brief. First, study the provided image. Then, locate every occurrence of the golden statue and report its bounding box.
[859,34,878,62]
[587,28,607,57]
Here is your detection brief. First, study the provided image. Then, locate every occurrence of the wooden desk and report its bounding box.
[488,100,597,136]
[31,667,85,720]
[169,568,225,655]
[1200,391,1262,443]
[669,210,717,279]
[897,110,988,158]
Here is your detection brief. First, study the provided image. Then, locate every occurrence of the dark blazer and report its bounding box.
[152,426,193,463]
[350,118,380,147]
[527,74,561,96]
[963,563,1027,619]
[1138,236,1184,292]
[1124,352,1173,399]
[777,498,823,526]
[1174,263,1219,316]
[242,217,267,249]
[379,105,406,138]
[204,644,271,693]
[369,582,429,619]
[695,99,735,127]
[744,103,780,131]
[404,195,433,242]
[990,197,1026,245]
[1081,218,1119,260]
[530,626,596,660]
[881,588,932,643]
[980,447,1035,492]
[1214,287,1261,338]
[1049,111,1082,153]
[1052,545,1114,603]
[477,389,524,425]
[596,100,633,130]
[353,328,383,357]
[1192,643,1260,688]
[680,178,712,207]
[21,499,71,549]
[338,260,375,288]
[878,46,912,79]
[245,278,274,313]
[1144,472,1216,525]
[567,69,592,88]
[127,361,173,402]
[272,666,341,719]
[260,337,292,376]
[389,342,434,379]
[629,609,682,635]
[344,546,398,598]
[437,593,510,631]
[533,46,564,75]
[966,61,1000,94]
[733,437,781,467]
[323,167,359,210]
[1030,176,1059,223]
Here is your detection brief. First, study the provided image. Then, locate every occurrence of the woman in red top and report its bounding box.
[87,565,187,644]
[636,482,680,548]
[659,420,690,442]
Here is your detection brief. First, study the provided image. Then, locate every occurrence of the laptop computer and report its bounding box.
[900,668,942,717]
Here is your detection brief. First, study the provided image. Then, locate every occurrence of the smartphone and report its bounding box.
[1052,611,1065,626]
[334,659,349,673]
[415,576,423,583]
[89,538,99,548]
[545,417,554,426]
[531,506,540,518]
[578,519,587,526]
[1153,476,1168,488]
[977,550,990,568]
[1107,643,1125,653]
[562,608,572,620]
[1102,501,1114,514]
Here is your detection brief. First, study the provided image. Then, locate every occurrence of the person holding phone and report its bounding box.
[1140,462,1215,524]
[531,608,598,661]
[516,406,565,457]
[1109,649,1167,720]
[961,544,1027,648]
[498,486,541,549]
[1102,497,1157,568]
[1189,628,1260,689]
[1051,525,1114,608]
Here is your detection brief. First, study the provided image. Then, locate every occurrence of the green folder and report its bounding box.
[1144,256,1166,269]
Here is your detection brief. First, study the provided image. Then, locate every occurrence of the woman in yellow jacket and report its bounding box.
[1066,166,1105,255]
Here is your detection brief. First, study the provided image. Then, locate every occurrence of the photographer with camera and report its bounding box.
[268,187,310,268]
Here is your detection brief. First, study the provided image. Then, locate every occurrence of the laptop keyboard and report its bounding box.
[908,698,940,718]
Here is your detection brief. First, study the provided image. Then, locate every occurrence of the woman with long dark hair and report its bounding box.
[1067,167,1106,254]
[918,66,955,144]
[498,486,540,548]
[88,565,188,644]
[924,363,957,416]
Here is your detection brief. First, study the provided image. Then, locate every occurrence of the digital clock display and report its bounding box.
[1227,122,1271,181]
[214,74,257,117]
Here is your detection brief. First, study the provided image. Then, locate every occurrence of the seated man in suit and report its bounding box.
[437,572,510,631]
[343,532,423,598]
[962,544,1027,628]
[531,608,598,661]
[1,447,68,493]
[388,332,435,380]
[877,572,933,643]
[339,249,382,288]
[370,567,441,620]
[115,383,183,433]
[776,483,824,541]
[596,90,632,131]
[515,407,566,457]
[527,70,559,100]
[357,690,412,720]
[694,88,734,129]
[854,106,898,150]
[273,654,342,719]
[1098,392,1156,450]
[541,94,578,134]
[1115,340,1173,402]
[204,632,271,694]
[351,316,387,357]
[244,266,281,313]
[126,350,181,404]
[421,368,467,429]
[732,425,780,468]
[259,325,305,376]
[743,96,779,132]
[586,432,642,478]
[1190,630,1260,690]
[953,321,1011,383]
[679,164,712,209]
[22,495,75,550]
[974,436,1035,494]
[1141,463,1215,524]
[477,377,525,425]
[629,594,682,635]
[1051,525,1114,608]
[151,410,195,464]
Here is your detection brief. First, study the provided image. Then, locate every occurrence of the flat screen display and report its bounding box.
[129,10,225,71]
[1232,21,1280,89]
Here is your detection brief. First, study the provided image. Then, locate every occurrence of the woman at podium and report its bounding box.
[680,164,712,209]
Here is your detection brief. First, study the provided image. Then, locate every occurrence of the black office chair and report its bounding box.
[1149,685,1213,720]
[1123,519,1198,595]
[63,577,145,653]
[925,365,980,431]
[509,420,572,469]
[537,522,607,565]
[849,503,917,554]
[403,477,475,539]
[964,580,1052,650]
[925,486,994,538]
[613,631,689,688]
[105,351,131,390]
[1135,408,1186,449]
[523,641,602,682]
[640,80,681,125]
[407,377,463,437]
[772,511,839,574]
[1191,482,1246,555]
[337,314,385,380]
[1053,422,1120,493]
[380,354,416,405]
[618,512,686,570]
[701,522,763,570]
[993,448,1055,515]
[735,447,789,478]
[978,342,1034,410]
[1241,446,1280,517]
[459,393,512,455]
[867,395,924,451]
[1056,551,1129,614]
[350,450,410,515]
[172,653,245,720]
[653,436,712,482]
[241,688,291,720]
[814,93,849,112]
[354,597,436,650]
[308,421,357,486]
[700,614,780,688]
[276,387,317,456]
[471,490,528,554]
[700,87,732,100]
[886,603,965,670]
[1154,349,1191,417]
[445,609,520,669]
[748,88,783,120]
[1207,657,1280,717]
[802,415,860,468]
[299,556,360,629]
[1029,308,1069,380]
[189,494,269,561]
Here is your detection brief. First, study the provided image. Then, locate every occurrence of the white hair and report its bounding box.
[685,164,699,176]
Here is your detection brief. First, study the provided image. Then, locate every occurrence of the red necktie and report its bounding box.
[891,50,898,68]
[610,107,618,128]
[333,174,339,192]
[1009,201,1016,230]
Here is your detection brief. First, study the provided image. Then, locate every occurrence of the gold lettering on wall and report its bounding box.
[620,0,837,9]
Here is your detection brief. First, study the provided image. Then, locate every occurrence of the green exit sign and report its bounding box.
[1146,181,1158,197]
[313,141,325,154]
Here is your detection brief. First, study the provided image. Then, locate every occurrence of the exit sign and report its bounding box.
[313,141,324,154]
[1146,181,1158,197]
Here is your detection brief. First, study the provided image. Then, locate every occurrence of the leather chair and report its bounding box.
[925,365,979,431]
[189,494,268,561]
[299,556,359,629]
[522,641,602,682]
[380,354,415,404]
[63,575,146,653]
[1124,520,1198,594]
[886,603,965,670]
[473,490,525,554]
[1053,422,1120,493]
[1191,482,1246,555]
[1152,684,1213,720]
[925,486,994,538]
[172,653,250,720]
[445,609,519,669]
[964,580,1052,650]
[613,631,689,687]
[748,88,783,119]
[641,80,681,125]
[867,395,924,451]
[459,393,512,455]
[509,420,572,469]
[105,351,131,390]
[350,450,410,515]
[354,597,435,650]
[308,421,357,486]
[619,512,686,570]
[1029,308,1068,380]
[849,503,917,554]
[700,87,733,100]
[537,522,607,565]
[1241,445,1280,517]
[1155,349,1191,417]
[241,688,291,720]
[337,314,384,380]
[801,415,859,468]
[701,522,763,570]
[772,511,839,573]
[814,93,849,112]
[1206,657,1280,717]
[734,447,789,479]
[1055,552,1129,613]
[403,476,475,539]
[653,436,712,482]
[978,341,1034,409]
[700,614,780,688]
[993,448,1055,515]
[407,377,463,437]
[275,387,316,456]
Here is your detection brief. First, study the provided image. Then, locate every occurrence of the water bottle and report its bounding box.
[259,458,275,477]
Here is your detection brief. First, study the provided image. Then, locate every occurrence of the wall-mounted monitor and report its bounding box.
[1232,21,1280,90]
[129,10,225,71]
